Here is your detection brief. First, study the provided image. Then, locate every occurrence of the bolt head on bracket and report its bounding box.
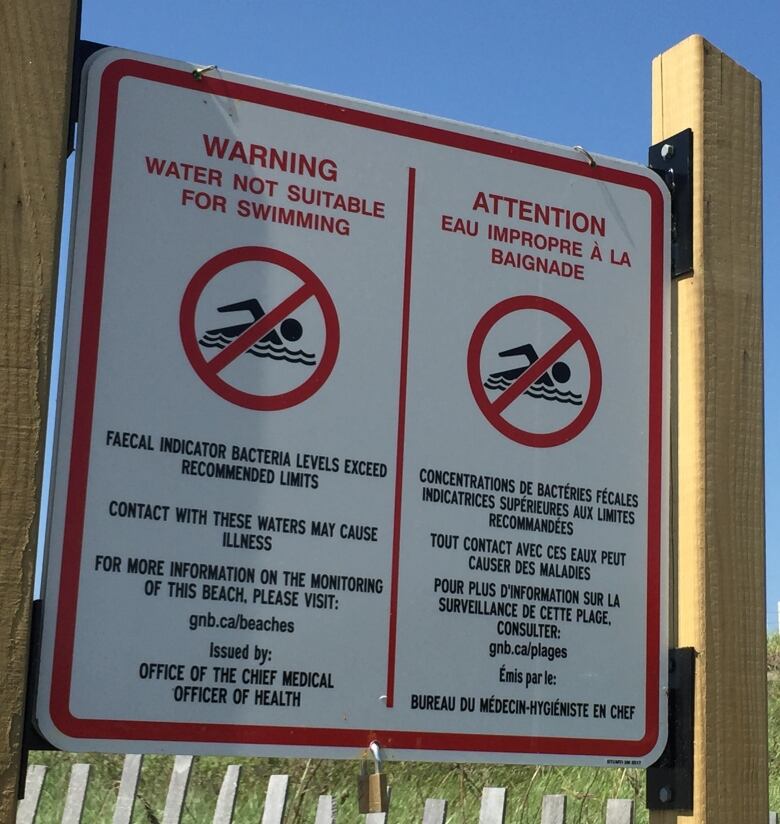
[649,129,693,278]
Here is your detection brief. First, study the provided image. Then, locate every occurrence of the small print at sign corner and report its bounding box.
[37,46,670,766]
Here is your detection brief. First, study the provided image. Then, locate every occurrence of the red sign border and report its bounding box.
[47,54,667,761]
[180,245,339,410]
[467,295,602,447]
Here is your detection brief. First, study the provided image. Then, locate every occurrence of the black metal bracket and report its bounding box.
[18,600,58,799]
[646,647,695,811]
[648,128,693,278]
[68,38,110,155]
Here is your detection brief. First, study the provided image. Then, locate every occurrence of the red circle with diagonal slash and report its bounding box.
[467,296,601,447]
[180,246,339,410]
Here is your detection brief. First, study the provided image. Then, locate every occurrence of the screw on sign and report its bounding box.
[180,246,339,410]
[467,295,602,447]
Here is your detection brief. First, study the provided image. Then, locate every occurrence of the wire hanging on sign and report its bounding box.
[192,64,218,80]
[572,145,598,167]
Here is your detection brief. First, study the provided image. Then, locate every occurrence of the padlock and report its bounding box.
[357,741,389,814]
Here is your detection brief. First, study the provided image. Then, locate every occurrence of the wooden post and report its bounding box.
[650,35,766,823]
[0,1,77,822]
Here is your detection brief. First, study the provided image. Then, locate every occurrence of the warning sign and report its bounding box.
[38,48,670,767]
[180,246,339,410]
[467,296,601,447]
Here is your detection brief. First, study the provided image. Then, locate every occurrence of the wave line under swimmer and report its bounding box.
[199,333,316,365]
[484,342,582,405]
[484,375,582,399]
[524,387,583,406]
[486,378,584,406]
[199,298,316,367]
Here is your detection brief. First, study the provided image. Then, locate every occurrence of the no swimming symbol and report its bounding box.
[467,296,601,447]
[199,299,317,366]
[180,246,339,410]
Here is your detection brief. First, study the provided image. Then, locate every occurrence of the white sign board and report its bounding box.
[38,48,669,765]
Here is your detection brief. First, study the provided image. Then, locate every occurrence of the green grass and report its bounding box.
[27,751,648,823]
[27,639,780,822]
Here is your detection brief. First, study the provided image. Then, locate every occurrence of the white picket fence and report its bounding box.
[16,754,779,823]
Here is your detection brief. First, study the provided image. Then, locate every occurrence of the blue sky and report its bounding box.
[46,1,779,621]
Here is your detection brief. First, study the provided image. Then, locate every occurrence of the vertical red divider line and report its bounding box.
[386,168,416,708]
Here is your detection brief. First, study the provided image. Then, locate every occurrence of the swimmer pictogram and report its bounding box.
[180,246,339,411]
[467,296,601,447]
[483,343,582,406]
[199,299,317,366]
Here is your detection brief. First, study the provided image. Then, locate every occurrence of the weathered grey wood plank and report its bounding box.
[61,763,90,824]
[770,812,778,824]
[162,755,193,824]
[112,755,143,824]
[261,775,288,824]
[313,794,334,824]
[0,0,78,818]
[422,797,447,824]
[15,764,47,824]
[605,798,633,824]
[479,787,505,824]
[212,764,240,824]
[541,793,566,824]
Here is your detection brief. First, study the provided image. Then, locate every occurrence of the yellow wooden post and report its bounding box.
[650,35,766,823]
[0,1,77,821]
